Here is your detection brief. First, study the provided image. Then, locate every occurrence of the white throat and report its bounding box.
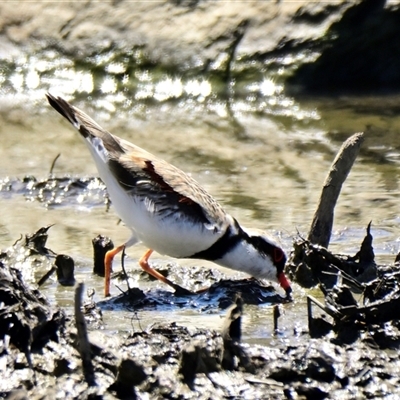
[214,238,279,283]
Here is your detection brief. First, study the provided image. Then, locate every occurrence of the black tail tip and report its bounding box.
[46,92,60,109]
[46,93,79,127]
[46,92,55,102]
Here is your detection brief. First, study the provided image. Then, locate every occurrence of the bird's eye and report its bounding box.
[273,247,285,263]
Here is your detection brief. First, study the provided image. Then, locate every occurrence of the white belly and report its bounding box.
[86,139,222,258]
[114,190,220,257]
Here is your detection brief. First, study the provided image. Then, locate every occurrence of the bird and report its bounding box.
[46,93,292,298]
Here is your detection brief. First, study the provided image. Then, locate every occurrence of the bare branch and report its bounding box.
[308,132,364,248]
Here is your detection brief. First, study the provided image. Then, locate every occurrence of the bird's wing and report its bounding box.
[47,93,229,232]
[119,143,229,231]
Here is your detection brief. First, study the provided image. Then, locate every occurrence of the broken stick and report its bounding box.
[308,132,364,248]
[74,283,96,387]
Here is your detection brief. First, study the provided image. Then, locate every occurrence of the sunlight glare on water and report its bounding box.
[0,50,323,124]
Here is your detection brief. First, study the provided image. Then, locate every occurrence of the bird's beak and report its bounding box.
[277,272,292,297]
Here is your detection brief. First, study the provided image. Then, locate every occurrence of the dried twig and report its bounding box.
[49,153,61,175]
[307,295,340,319]
[37,266,57,287]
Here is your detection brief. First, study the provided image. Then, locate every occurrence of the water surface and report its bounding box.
[1,88,399,344]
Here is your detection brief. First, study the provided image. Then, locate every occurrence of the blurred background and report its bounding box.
[0,0,400,338]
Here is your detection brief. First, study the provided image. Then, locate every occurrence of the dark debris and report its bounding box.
[1,228,400,398]
[291,223,400,349]
[1,216,400,398]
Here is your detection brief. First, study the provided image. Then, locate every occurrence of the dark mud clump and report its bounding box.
[2,226,400,398]
[100,275,289,312]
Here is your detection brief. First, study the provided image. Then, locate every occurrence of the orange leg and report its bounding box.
[139,249,192,296]
[104,244,125,297]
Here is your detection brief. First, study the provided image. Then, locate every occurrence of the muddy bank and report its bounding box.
[2,223,400,399]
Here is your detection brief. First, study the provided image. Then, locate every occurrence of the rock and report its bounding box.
[55,254,75,286]
[287,0,400,93]
[92,235,114,277]
[3,0,393,97]
[108,358,147,399]
[179,342,220,384]
[221,294,243,371]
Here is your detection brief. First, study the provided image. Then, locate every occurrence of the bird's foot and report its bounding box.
[172,284,193,296]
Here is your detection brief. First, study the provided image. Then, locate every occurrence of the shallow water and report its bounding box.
[1,89,400,344]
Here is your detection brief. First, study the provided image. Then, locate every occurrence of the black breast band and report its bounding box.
[189,219,243,261]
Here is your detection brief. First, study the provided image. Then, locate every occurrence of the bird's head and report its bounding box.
[242,228,292,297]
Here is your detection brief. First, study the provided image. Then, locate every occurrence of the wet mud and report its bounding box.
[1,218,400,398]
